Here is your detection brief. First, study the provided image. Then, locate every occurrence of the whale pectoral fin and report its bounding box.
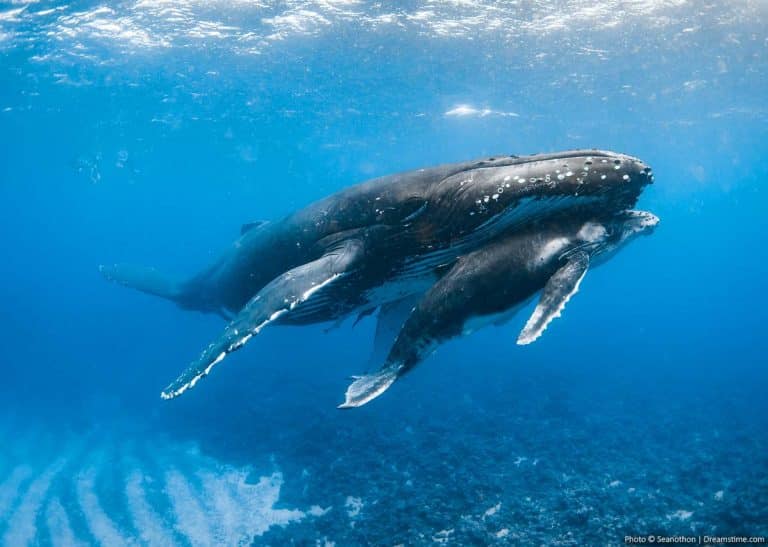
[161,239,365,400]
[517,251,590,345]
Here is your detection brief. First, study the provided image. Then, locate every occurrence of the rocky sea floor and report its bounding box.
[172,354,768,546]
[2,337,765,546]
[258,405,766,545]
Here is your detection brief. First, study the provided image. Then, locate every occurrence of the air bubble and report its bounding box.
[557,174,565,180]
[622,174,630,181]
[565,171,573,176]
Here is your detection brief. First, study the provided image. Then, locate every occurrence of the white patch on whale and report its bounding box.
[577,222,607,242]
[535,237,570,265]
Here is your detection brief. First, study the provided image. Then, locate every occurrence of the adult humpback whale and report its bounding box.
[101,149,656,406]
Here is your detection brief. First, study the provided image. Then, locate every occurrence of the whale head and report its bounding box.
[513,150,655,209]
[610,209,660,243]
[430,150,655,241]
[572,209,659,264]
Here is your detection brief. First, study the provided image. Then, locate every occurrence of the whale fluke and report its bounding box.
[338,368,398,408]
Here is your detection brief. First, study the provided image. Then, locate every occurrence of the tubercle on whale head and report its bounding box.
[613,209,660,239]
[450,149,654,211]
[587,209,659,257]
[517,149,655,193]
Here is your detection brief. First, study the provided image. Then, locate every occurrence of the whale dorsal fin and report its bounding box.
[240,220,268,235]
[517,251,589,345]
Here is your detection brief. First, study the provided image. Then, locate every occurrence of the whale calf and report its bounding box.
[100,149,656,406]
[340,209,659,407]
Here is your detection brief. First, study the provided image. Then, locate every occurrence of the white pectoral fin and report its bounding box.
[161,240,363,400]
[517,251,590,345]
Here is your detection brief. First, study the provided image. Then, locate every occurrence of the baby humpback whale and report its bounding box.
[100,149,657,407]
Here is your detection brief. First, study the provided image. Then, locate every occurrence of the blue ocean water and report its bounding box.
[1,0,767,544]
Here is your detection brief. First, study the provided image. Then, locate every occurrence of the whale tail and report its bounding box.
[99,263,181,303]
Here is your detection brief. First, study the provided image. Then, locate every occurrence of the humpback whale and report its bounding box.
[100,149,656,406]
[340,209,659,407]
